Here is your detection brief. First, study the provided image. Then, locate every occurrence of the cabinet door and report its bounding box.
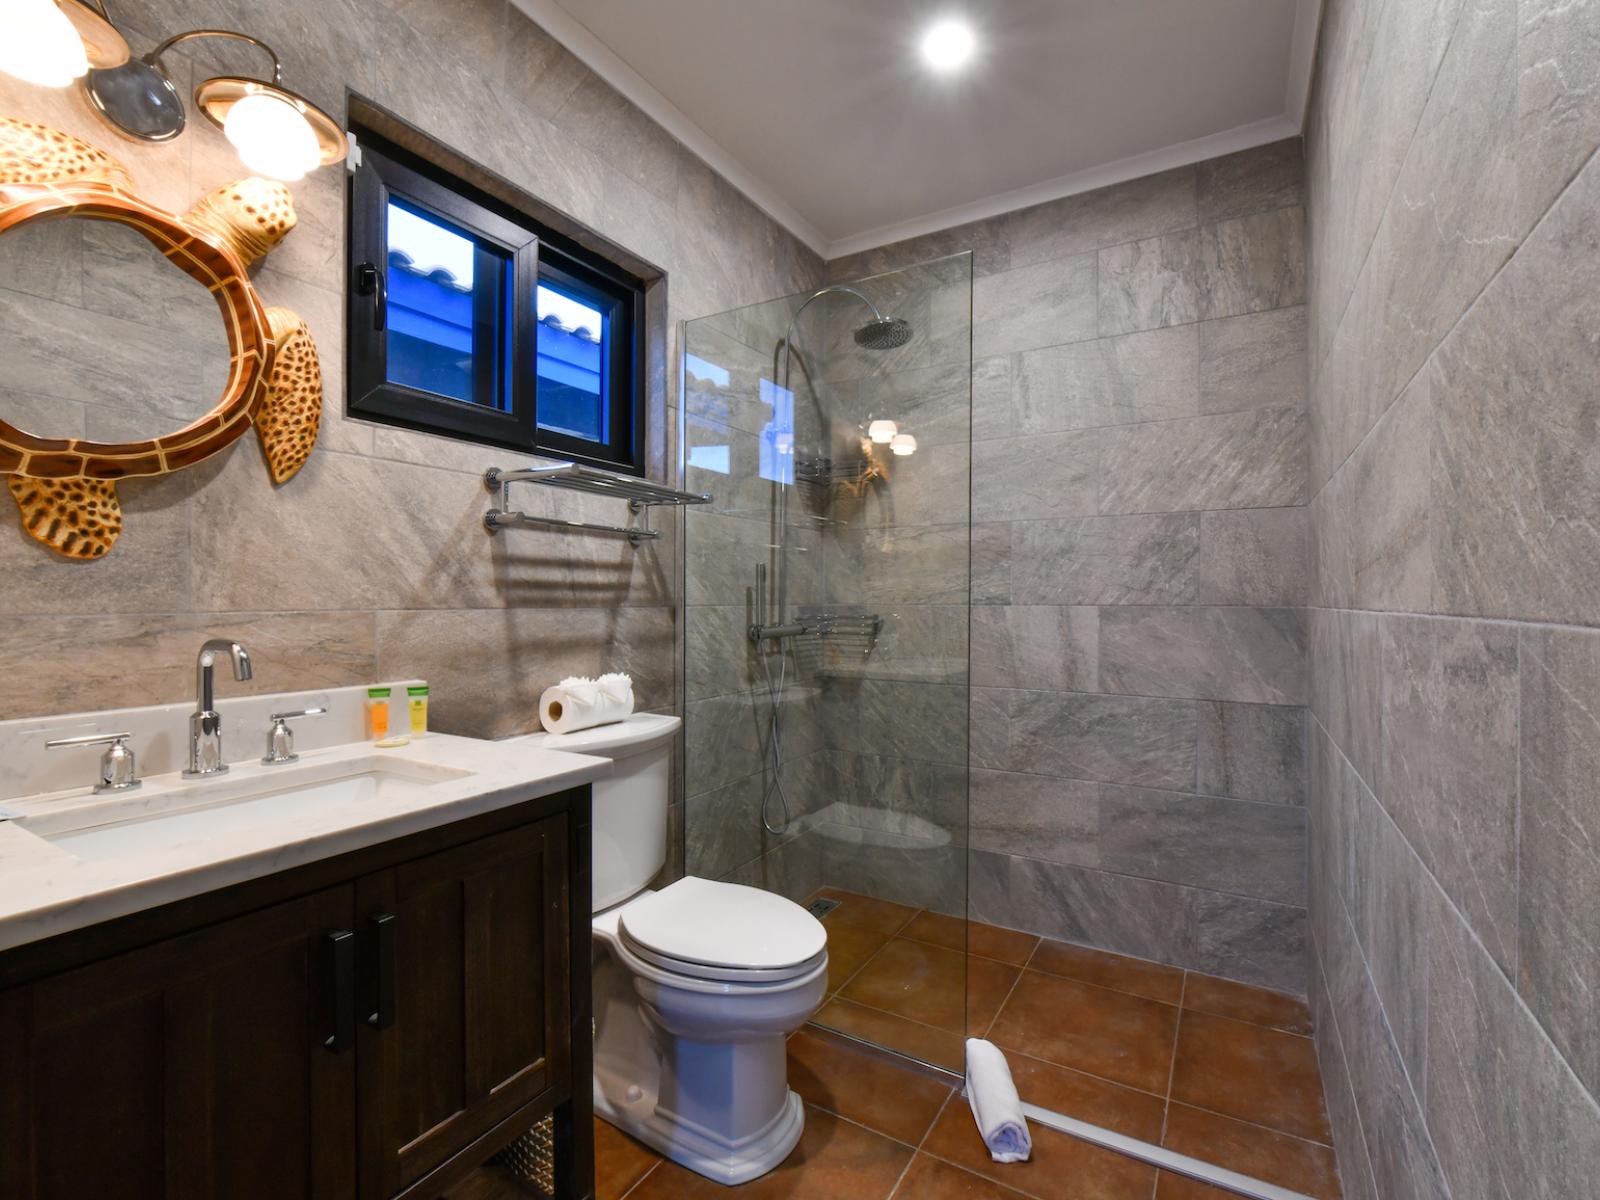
[0,885,359,1200]
[357,813,571,1199]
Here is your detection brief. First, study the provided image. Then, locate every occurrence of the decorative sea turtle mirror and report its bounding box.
[0,118,323,559]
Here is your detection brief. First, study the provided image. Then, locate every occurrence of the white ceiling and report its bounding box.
[514,1,1322,258]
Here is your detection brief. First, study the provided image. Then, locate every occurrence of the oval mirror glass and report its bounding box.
[0,215,233,443]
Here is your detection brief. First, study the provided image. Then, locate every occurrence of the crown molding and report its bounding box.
[512,0,1322,263]
[509,0,832,256]
[826,115,1300,260]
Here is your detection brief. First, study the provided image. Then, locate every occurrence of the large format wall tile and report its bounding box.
[0,611,378,722]
[1197,701,1307,806]
[1003,166,1199,271]
[1309,606,1382,791]
[1098,229,1203,335]
[1099,785,1307,905]
[1010,513,1201,605]
[971,254,1098,357]
[1425,878,1600,1200]
[1196,206,1308,320]
[1430,148,1600,626]
[1199,306,1309,414]
[1098,606,1307,705]
[973,687,1197,790]
[1007,324,1200,434]
[970,605,1098,692]
[1099,407,1306,514]
[1197,139,1306,224]
[970,769,1100,865]
[1198,507,1309,606]
[1517,625,1600,1097]
[1517,0,1600,229]
[972,431,1098,522]
[1379,616,1519,973]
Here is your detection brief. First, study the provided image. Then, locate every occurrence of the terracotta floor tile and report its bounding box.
[1004,1051,1165,1142]
[1155,1171,1240,1199]
[892,1152,1034,1198]
[1170,1011,1331,1144]
[1162,1103,1341,1199]
[824,921,894,992]
[787,1027,954,1146]
[626,1104,910,1199]
[903,911,1042,966]
[1027,939,1185,1005]
[818,889,920,935]
[1182,972,1314,1035]
[921,1102,1158,1200]
[840,938,1020,1035]
[594,1116,659,1200]
[813,996,966,1071]
[988,971,1179,1094]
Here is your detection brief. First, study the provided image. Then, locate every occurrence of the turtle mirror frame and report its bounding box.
[0,118,324,559]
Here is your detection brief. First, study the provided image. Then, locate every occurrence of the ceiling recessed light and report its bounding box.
[920,18,975,72]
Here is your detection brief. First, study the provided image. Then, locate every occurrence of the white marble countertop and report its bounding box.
[0,733,610,953]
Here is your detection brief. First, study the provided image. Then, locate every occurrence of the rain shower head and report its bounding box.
[853,316,914,350]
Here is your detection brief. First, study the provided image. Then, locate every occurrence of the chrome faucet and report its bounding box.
[185,639,253,778]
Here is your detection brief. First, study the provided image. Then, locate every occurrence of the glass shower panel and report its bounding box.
[682,253,972,1070]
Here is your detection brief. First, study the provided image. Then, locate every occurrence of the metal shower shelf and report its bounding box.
[483,463,713,546]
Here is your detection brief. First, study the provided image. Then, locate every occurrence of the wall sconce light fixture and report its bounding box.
[867,419,898,444]
[890,433,917,456]
[82,28,346,180]
[0,0,127,89]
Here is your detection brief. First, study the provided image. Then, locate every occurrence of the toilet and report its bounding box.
[511,713,828,1185]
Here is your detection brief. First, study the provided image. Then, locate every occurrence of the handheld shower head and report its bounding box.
[853,316,914,350]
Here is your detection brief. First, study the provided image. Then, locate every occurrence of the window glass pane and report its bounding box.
[385,200,505,407]
[536,281,607,442]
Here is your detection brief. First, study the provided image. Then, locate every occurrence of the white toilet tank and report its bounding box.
[509,713,680,912]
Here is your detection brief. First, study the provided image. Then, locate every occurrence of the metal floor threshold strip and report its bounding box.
[1017,1098,1315,1200]
[810,1022,1314,1200]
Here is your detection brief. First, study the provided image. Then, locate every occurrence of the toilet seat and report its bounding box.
[616,876,827,978]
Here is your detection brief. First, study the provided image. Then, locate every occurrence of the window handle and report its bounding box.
[357,261,386,330]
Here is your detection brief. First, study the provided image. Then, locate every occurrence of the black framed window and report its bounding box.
[348,131,645,472]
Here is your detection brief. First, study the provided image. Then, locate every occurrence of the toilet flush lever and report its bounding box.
[261,707,326,765]
[45,732,141,794]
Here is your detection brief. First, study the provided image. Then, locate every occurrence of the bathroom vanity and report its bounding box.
[0,688,606,1200]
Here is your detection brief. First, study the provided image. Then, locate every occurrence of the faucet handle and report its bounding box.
[46,732,141,794]
[262,707,326,765]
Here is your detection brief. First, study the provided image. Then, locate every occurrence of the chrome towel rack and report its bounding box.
[483,463,713,546]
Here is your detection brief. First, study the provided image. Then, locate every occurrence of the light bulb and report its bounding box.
[890,433,917,456]
[920,19,976,72]
[224,91,322,181]
[0,0,89,88]
[867,419,898,444]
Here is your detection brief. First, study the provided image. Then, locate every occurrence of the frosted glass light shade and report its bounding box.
[0,0,89,88]
[867,419,898,444]
[224,90,322,181]
[890,433,917,456]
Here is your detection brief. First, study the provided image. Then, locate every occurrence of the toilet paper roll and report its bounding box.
[539,673,635,735]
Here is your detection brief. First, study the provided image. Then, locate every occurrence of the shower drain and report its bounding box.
[806,897,840,919]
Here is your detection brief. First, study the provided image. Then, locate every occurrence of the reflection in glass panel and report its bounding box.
[759,377,793,485]
[536,282,607,442]
[384,200,501,405]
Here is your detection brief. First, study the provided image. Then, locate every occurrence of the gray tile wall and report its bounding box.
[0,0,822,897]
[1306,0,1600,1195]
[828,142,1313,993]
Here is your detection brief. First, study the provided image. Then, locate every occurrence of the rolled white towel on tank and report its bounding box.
[965,1037,1032,1163]
[539,673,635,734]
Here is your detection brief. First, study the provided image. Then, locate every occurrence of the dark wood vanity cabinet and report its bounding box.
[0,788,594,1200]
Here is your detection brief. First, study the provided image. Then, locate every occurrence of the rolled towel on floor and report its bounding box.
[965,1037,1032,1163]
[539,673,635,735]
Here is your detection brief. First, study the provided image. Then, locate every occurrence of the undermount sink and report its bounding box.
[15,756,475,862]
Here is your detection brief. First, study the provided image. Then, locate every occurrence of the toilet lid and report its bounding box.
[617,876,827,971]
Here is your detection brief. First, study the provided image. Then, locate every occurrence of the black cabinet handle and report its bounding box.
[324,929,355,1053]
[356,262,386,331]
[368,913,397,1030]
